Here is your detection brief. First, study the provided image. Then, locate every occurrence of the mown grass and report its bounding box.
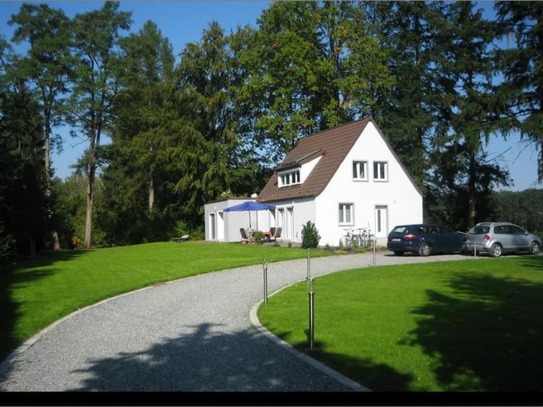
[0,241,327,362]
[258,256,543,391]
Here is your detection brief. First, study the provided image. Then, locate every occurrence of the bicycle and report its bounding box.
[353,227,366,246]
[345,227,374,248]
[342,228,354,249]
[343,228,362,249]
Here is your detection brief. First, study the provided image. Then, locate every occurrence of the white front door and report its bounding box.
[374,205,388,237]
[286,206,294,241]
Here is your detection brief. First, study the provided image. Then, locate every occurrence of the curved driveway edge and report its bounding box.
[249,299,370,392]
[0,251,468,391]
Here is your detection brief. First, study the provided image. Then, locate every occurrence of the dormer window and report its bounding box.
[279,169,301,187]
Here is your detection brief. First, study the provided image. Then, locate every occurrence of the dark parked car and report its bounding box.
[462,222,541,258]
[387,224,467,256]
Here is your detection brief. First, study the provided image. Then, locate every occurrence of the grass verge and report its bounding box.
[0,241,327,362]
[257,256,543,391]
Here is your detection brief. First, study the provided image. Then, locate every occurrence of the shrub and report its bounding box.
[0,223,16,265]
[301,221,321,249]
[188,226,205,241]
[252,231,265,244]
[175,221,204,241]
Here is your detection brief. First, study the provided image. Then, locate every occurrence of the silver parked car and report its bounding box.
[463,222,541,257]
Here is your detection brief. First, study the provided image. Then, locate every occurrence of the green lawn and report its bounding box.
[258,256,543,391]
[0,241,327,362]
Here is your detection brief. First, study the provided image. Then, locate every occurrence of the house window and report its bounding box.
[279,169,301,187]
[352,161,368,181]
[339,203,354,225]
[373,161,388,181]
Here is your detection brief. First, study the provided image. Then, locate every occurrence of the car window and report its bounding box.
[469,225,489,234]
[392,226,409,234]
[510,225,526,235]
[438,226,454,234]
[428,226,439,234]
[494,225,506,234]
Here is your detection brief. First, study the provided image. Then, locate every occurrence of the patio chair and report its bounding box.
[269,227,282,242]
[240,228,250,243]
[265,227,276,242]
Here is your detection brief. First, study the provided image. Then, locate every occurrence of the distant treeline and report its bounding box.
[491,189,543,235]
[1,1,542,259]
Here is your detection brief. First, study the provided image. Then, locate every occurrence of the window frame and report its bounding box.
[338,202,354,226]
[278,169,301,188]
[352,160,369,181]
[372,161,388,182]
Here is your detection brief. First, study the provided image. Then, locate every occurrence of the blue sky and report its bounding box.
[0,1,540,191]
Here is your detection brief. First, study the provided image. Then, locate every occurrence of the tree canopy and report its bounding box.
[1,1,541,256]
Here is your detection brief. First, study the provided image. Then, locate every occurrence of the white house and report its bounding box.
[204,116,423,246]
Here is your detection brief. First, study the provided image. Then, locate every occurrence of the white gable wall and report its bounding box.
[315,122,423,247]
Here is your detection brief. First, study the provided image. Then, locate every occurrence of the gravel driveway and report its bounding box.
[0,251,468,392]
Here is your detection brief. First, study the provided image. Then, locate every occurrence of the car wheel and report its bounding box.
[394,251,404,256]
[489,243,502,258]
[529,241,540,255]
[418,243,431,257]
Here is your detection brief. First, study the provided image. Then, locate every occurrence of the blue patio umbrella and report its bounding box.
[223,201,276,229]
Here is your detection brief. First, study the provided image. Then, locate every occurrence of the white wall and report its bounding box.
[270,198,316,243]
[316,122,423,247]
[204,198,275,242]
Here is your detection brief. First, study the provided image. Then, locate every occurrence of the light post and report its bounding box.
[306,249,315,350]
[263,259,268,303]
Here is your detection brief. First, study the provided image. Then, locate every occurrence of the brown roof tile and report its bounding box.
[257,117,371,203]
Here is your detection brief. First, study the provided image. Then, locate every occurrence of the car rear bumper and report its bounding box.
[387,241,419,253]
[463,242,489,253]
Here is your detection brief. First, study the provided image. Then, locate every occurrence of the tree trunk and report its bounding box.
[148,165,155,211]
[467,153,477,227]
[149,175,155,212]
[52,231,61,250]
[83,165,95,249]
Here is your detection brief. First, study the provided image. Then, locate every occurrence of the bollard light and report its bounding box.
[306,249,315,350]
[263,259,268,304]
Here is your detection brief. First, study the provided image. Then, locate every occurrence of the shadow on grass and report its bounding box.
[518,254,543,271]
[270,330,413,391]
[406,256,543,391]
[0,250,85,362]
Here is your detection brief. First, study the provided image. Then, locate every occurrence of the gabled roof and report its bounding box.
[257,117,372,203]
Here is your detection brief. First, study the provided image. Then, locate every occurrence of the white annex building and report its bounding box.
[204,116,423,247]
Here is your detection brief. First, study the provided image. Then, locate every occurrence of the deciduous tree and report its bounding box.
[238,1,392,164]
[8,4,73,177]
[67,2,132,248]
